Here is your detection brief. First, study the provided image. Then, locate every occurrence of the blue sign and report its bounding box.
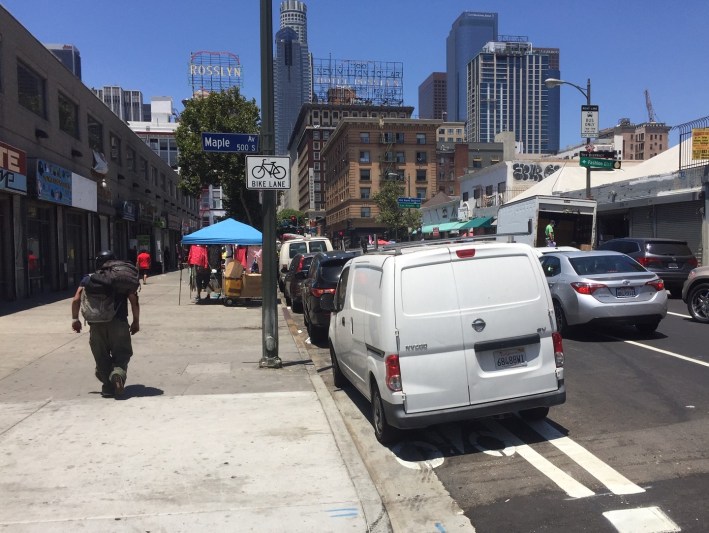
[36,159,72,205]
[201,132,259,153]
[397,196,422,208]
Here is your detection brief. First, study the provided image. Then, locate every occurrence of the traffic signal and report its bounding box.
[290,215,297,225]
[338,231,344,237]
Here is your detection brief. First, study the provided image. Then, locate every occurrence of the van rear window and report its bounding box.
[646,242,692,256]
[289,243,307,258]
[309,241,328,253]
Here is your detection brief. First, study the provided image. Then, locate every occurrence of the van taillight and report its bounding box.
[456,248,476,259]
[385,355,402,391]
[552,332,564,367]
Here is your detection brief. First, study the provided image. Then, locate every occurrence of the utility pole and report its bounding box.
[259,0,281,368]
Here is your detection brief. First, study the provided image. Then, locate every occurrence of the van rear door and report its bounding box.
[394,248,470,414]
[451,245,559,404]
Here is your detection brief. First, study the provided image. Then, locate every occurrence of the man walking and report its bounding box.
[71,250,140,398]
[545,220,557,247]
[137,248,151,285]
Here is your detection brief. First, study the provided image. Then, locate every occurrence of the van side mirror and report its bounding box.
[320,293,336,312]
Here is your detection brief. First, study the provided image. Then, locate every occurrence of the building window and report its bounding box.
[395,132,405,144]
[382,132,394,143]
[416,151,427,164]
[360,169,371,181]
[313,141,320,150]
[58,92,79,138]
[360,132,370,144]
[313,130,320,140]
[17,61,46,117]
[126,146,136,171]
[472,158,482,169]
[109,134,121,164]
[462,191,469,201]
[416,169,427,181]
[438,128,445,135]
[87,114,103,153]
[416,133,426,145]
[359,151,370,163]
[140,157,148,180]
[485,185,493,196]
[160,173,166,190]
[361,207,371,218]
[314,151,320,160]
[151,166,158,186]
[416,188,427,199]
[360,187,371,199]
[395,151,405,163]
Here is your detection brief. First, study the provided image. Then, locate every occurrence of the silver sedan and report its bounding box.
[539,250,668,335]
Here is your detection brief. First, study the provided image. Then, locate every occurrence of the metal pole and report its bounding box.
[259,0,281,368]
[585,78,592,199]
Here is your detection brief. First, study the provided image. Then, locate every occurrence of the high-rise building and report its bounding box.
[466,40,560,154]
[418,72,447,120]
[274,0,312,156]
[44,44,82,79]
[91,86,145,122]
[446,12,498,123]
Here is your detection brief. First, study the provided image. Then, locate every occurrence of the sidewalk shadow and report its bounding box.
[115,384,164,400]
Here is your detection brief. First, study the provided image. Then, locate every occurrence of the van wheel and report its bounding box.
[330,347,346,389]
[371,384,399,445]
[687,283,709,323]
[636,321,660,336]
[553,300,568,335]
[520,406,549,421]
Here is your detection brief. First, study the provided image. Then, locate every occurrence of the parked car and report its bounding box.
[598,238,698,297]
[321,241,565,444]
[283,252,315,312]
[682,265,709,323]
[302,251,357,341]
[539,250,668,335]
[278,237,332,292]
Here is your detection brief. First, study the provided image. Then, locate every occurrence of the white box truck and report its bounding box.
[495,195,597,248]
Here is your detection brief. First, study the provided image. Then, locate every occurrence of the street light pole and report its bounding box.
[545,77,593,199]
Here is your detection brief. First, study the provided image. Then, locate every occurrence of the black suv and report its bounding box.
[283,252,315,312]
[302,251,357,341]
[598,238,698,296]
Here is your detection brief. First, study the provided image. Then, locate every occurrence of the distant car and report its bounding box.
[283,253,315,312]
[302,251,357,341]
[598,238,698,297]
[682,265,709,323]
[539,250,668,335]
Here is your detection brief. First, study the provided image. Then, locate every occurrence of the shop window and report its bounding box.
[58,91,79,138]
[17,60,46,118]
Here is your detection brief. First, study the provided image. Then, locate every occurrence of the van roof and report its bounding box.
[373,237,531,257]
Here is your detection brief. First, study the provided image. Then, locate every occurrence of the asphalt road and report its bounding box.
[285,293,709,533]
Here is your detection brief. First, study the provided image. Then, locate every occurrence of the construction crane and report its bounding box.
[644,89,658,123]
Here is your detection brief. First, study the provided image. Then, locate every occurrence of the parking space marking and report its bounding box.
[667,311,690,319]
[527,420,645,495]
[603,506,680,532]
[610,337,709,368]
[488,421,595,498]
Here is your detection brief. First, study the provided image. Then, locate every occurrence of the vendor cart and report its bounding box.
[222,261,262,306]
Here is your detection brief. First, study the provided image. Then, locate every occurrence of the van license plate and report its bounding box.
[616,287,636,298]
[494,348,527,369]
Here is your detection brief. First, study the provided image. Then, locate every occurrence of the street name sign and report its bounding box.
[246,155,291,190]
[580,150,616,159]
[397,196,422,208]
[581,105,599,138]
[580,156,621,170]
[201,132,259,153]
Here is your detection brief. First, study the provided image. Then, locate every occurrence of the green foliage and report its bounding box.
[277,208,305,226]
[372,177,422,241]
[175,87,262,227]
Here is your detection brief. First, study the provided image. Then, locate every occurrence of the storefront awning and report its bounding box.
[455,216,495,230]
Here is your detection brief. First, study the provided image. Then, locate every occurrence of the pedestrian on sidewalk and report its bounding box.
[71,250,140,398]
[187,244,210,302]
[545,220,557,247]
[137,248,151,284]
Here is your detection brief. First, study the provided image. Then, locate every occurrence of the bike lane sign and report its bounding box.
[246,155,291,190]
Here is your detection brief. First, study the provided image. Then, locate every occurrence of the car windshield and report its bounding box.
[646,242,692,256]
[569,255,646,275]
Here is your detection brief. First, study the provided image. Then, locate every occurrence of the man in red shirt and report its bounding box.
[136,249,151,285]
[187,245,210,301]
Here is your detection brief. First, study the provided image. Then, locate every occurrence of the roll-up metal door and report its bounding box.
[656,201,703,255]
[631,207,654,237]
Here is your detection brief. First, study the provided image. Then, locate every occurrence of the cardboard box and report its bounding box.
[224,261,244,279]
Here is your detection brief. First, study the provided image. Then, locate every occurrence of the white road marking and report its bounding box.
[609,337,709,368]
[391,441,445,470]
[603,506,680,532]
[528,420,645,495]
[667,311,690,319]
[489,421,595,498]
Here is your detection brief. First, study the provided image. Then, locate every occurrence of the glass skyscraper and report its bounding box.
[274,0,312,156]
[446,12,498,123]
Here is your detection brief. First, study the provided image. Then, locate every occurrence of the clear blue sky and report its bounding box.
[3,0,707,149]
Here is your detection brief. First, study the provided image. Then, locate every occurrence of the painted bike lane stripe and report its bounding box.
[527,420,644,495]
[488,421,595,498]
[608,336,709,368]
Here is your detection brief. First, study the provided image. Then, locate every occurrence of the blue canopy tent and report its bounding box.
[181,218,262,246]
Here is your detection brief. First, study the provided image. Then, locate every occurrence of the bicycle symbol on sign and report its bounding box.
[251,159,287,180]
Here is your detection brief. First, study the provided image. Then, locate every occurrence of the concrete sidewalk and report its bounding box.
[0,270,390,532]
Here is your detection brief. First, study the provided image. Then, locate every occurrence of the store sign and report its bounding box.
[0,140,28,195]
[691,128,709,160]
[36,159,72,205]
[121,201,137,221]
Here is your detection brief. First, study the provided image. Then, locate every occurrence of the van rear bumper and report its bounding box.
[384,383,566,430]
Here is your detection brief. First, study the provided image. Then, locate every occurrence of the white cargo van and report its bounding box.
[322,240,565,443]
[278,236,333,291]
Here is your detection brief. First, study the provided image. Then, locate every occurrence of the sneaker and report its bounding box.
[111,374,125,396]
[101,383,114,398]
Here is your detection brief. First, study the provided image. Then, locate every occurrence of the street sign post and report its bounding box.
[246,155,291,190]
[201,132,260,153]
[397,196,422,208]
[581,105,599,138]
[579,156,621,170]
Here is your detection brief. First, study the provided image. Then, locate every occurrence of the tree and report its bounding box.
[372,175,422,241]
[175,87,262,228]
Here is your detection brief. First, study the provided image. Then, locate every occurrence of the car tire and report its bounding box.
[519,406,549,421]
[636,321,660,335]
[371,383,399,445]
[687,283,709,324]
[331,346,346,389]
[553,300,568,335]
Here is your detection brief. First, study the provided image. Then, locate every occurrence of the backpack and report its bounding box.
[86,259,140,295]
[80,277,117,323]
